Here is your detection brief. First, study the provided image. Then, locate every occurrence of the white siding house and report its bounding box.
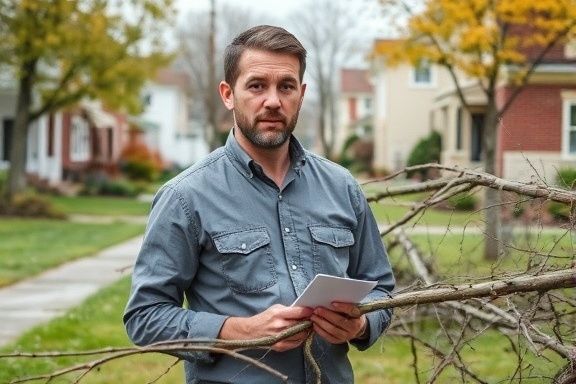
[138,69,208,169]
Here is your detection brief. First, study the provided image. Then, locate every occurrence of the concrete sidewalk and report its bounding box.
[0,235,143,347]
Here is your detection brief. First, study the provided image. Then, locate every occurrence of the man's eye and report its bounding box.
[249,83,264,90]
[280,84,296,91]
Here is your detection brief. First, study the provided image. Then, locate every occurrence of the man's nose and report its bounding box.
[263,89,281,109]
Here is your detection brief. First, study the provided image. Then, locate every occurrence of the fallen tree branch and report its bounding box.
[359,267,575,313]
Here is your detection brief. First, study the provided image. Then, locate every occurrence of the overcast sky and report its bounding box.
[175,0,305,20]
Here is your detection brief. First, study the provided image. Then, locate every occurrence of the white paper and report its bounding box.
[291,274,377,308]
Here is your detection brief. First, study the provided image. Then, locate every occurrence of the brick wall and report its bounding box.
[499,84,575,152]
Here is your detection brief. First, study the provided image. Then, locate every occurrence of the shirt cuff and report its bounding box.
[187,312,229,363]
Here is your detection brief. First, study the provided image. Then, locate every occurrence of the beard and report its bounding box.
[233,108,300,149]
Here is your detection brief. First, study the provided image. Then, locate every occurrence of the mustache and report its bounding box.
[256,111,286,121]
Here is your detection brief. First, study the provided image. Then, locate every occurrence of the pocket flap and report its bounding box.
[213,228,271,254]
[309,226,354,248]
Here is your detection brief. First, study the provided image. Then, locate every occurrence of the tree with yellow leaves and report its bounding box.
[0,0,175,203]
[377,0,576,260]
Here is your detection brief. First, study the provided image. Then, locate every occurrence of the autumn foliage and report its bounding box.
[120,140,163,182]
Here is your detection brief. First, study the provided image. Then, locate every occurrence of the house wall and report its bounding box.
[498,84,576,182]
[26,114,63,185]
[499,85,566,152]
[502,151,568,183]
[372,61,451,173]
[336,91,372,153]
[0,92,16,169]
[140,83,207,168]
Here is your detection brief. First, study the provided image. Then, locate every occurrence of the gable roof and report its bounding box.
[341,68,373,93]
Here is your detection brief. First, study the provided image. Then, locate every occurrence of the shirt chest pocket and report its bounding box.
[309,225,355,277]
[213,228,277,293]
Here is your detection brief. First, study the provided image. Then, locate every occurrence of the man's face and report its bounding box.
[219,49,306,149]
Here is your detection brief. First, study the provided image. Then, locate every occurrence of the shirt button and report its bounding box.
[241,243,246,249]
[278,194,283,200]
[284,228,290,233]
[291,265,297,270]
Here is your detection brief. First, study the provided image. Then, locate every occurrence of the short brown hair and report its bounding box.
[223,25,307,88]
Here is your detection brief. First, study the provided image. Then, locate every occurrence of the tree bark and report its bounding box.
[482,98,501,260]
[358,267,575,312]
[3,59,37,202]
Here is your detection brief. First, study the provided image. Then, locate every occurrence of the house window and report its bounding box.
[348,98,357,121]
[47,114,55,157]
[412,59,432,85]
[2,119,13,162]
[456,107,463,150]
[566,102,576,155]
[142,93,152,106]
[70,115,90,162]
[471,113,484,162]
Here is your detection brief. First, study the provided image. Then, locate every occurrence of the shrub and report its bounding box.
[548,201,572,221]
[447,192,477,211]
[81,175,143,197]
[556,168,576,189]
[120,141,162,182]
[406,130,442,180]
[0,193,67,219]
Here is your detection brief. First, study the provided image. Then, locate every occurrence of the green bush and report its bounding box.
[337,134,360,169]
[81,174,143,197]
[406,130,442,180]
[548,201,572,221]
[556,168,576,189]
[447,193,477,211]
[0,193,67,219]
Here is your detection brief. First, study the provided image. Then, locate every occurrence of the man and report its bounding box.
[124,24,395,383]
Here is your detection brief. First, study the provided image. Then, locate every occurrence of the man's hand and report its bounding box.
[310,302,367,345]
[219,304,314,352]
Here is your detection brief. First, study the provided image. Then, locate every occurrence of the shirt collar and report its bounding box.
[225,128,307,177]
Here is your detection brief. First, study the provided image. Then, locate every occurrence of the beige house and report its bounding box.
[371,37,576,183]
[370,39,452,173]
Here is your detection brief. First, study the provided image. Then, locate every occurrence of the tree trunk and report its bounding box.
[207,0,219,151]
[483,98,501,260]
[3,60,36,202]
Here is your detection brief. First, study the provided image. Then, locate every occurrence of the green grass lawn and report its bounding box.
[47,195,152,216]
[0,218,145,287]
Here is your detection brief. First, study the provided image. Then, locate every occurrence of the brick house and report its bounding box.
[370,37,576,182]
[0,77,124,192]
[437,38,576,183]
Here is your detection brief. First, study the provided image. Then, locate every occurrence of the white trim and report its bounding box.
[70,115,90,162]
[562,98,576,159]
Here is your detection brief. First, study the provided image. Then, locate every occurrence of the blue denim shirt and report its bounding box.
[124,130,395,384]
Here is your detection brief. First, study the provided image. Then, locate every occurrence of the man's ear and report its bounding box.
[219,81,234,110]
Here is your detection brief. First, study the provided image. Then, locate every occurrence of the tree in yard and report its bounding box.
[376,0,576,260]
[175,2,261,151]
[290,0,372,159]
[0,0,175,203]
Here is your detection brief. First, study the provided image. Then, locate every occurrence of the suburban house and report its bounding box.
[435,40,576,183]
[137,68,208,170]
[369,39,452,174]
[336,68,374,153]
[0,70,124,192]
[0,66,208,192]
[369,37,576,183]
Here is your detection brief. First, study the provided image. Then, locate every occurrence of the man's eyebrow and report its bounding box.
[244,74,298,83]
[245,75,266,83]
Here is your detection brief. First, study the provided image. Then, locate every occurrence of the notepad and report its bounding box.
[291,274,377,308]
